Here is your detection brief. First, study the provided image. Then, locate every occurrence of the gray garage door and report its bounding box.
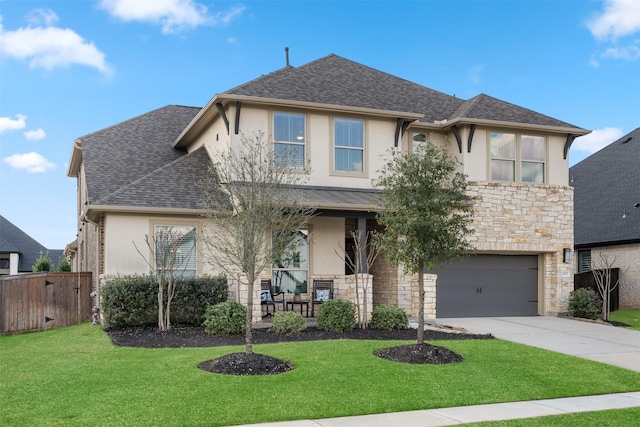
[432,255,538,317]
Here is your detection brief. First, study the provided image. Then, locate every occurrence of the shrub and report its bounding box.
[269,311,306,334]
[32,251,52,272]
[203,302,246,335]
[370,305,409,330]
[317,299,356,332]
[56,256,71,272]
[568,288,602,320]
[101,275,157,328]
[101,275,229,329]
[171,276,228,326]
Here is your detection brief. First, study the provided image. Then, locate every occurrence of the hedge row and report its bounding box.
[101,275,228,329]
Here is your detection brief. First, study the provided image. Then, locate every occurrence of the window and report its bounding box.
[274,112,305,168]
[0,258,9,269]
[334,118,364,173]
[272,230,309,295]
[154,225,197,278]
[577,250,591,273]
[412,132,427,153]
[490,132,546,183]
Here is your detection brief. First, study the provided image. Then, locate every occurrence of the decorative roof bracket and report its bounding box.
[564,134,577,160]
[215,102,230,135]
[467,124,476,153]
[451,125,462,153]
[394,118,412,148]
[234,101,242,135]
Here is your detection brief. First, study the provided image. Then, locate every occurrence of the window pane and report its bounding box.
[274,143,305,168]
[578,250,591,273]
[522,135,545,161]
[272,270,308,294]
[335,148,363,172]
[413,132,427,153]
[491,159,515,181]
[155,225,196,278]
[335,118,363,148]
[272,230,309,294]
[274,113,305,143]
[522,162,544,183]
[490,132,515,159]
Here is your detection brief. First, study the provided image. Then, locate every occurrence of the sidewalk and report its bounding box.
[237,392,640,426]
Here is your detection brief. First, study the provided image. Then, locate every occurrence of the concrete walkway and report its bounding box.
[234,317,640,427]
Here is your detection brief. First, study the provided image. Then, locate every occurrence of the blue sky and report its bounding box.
[1,0,639,250]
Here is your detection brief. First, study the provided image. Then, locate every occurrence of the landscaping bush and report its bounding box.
[101,275,229,329]
[171,276,228,326]
[101,275,157,328]
[568,287,602,320]
[317,299,356,332]
[268,311,306,334]
[370,305,409,330]
[203,302,246,335]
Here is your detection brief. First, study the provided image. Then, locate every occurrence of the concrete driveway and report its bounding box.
[436,316,640,372]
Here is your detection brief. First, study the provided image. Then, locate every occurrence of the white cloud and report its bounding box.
[0,114,26,133]
[0,12,113,75]
[99,0,245,34]
[602,42,640,60]
[24,129,46,140]
[587,0,640,40]
[573,127,624,153]
[27,9,59,26]
[3,152,56,173]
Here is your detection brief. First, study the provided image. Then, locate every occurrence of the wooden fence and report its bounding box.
[574,268,619,312]
[0,272,92,334]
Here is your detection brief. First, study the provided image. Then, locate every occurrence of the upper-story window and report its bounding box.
[490,132,546,183]
[274,112,305,168]
[334,118,364,173]
[412,132,428,153]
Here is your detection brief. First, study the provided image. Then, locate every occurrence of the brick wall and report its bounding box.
[591,244,640,309]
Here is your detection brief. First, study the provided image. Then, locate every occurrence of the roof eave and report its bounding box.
[67,139,82,178]
[441,117,591,136]
[85,205,213,222]
[173,93,425,148]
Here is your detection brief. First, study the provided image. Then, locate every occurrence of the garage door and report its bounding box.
[432,255,538,317]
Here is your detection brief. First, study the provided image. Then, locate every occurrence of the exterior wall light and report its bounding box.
[562,248,572,263]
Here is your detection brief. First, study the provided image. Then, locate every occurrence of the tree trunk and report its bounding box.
[158,281,165,331]
[245,275,254,354]
[165,279,172,331]
[417,263,425,344]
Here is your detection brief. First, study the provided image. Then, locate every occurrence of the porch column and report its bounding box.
[357,216,367,273]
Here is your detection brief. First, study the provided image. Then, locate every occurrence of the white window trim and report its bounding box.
[489,131,547,183]
[150,221,199,277]
[272,111,308,171]
[330,116,368,177]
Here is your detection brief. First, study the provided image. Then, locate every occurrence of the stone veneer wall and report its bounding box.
[365,182,575,317]
[467,182,574,315]
[591,244,640,309]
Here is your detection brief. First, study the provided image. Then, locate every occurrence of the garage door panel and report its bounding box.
[433,255,538,317]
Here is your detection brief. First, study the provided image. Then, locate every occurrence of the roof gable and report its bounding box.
[571,127,640,246]
[0,215,50,272]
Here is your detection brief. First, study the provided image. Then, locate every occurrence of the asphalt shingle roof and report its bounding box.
[0,215,57,272]
[571,127,640,247]
[81,105,202,208]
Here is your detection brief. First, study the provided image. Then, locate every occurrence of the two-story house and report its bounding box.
[67,54,588,322]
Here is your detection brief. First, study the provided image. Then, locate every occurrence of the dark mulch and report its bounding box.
[107,326,493,375]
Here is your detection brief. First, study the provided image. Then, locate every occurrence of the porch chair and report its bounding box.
[260,279,284,317]
[311,279,334,317]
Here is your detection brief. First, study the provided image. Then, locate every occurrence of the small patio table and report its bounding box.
[286,300,310,317]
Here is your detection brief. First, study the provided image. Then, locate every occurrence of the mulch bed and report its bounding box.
[107,326,493,375]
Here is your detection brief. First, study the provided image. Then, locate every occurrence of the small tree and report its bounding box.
[200,132,315,354]
[134,226,196,331]
[591,253,623,321]
[374,143,475,344]
[32,250,52,272]
[335,230,380,329]
[57,255,71,272]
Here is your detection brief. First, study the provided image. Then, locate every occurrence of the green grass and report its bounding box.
[465,407,640,426]
[610,308,640,330]
[2,323,640,426]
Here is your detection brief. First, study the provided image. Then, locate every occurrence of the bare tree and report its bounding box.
[591,252,622,321]
[200,132,315,354]
[134,226,196,331]
[335,230,380,329]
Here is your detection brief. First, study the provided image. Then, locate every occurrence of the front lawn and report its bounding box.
[610,308,640,330]
[1,323,639,426]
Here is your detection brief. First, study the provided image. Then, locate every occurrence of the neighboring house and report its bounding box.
[0,215,64,275]
[67,54,588,322]
[570,128,640,309]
